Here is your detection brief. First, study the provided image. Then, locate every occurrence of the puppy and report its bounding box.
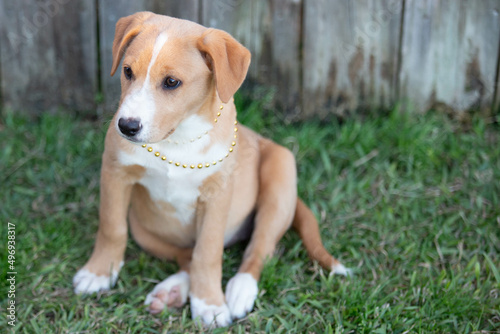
[73,12,349,327]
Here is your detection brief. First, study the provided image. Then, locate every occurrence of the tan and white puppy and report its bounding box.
[73,12,349,327]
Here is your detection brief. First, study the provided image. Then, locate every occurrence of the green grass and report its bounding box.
[1,97,499,333]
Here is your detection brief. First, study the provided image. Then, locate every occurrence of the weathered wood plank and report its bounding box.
[303,0,402,118]
[159,0,200,22]
[253,0,302,118]
[99,0,200,113]
[493,32,500,115]
[0,0,97,115]
[399,0,500,114]
[495,56,500,115]
[244,0,271,80]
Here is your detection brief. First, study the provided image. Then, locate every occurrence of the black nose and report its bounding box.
[118,118,142,137]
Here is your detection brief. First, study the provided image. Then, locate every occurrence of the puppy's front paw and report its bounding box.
[225,273,258,319]
[144,271,190,314]
[73,267,119,295]
[190,295,232,328]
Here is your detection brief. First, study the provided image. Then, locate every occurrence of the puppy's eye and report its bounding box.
[163,77,181,90]
[124,66,133,80]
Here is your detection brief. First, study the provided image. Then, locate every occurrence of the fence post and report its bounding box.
[399,0,500,114]
[302,0,403,118]
[0,0,97,116]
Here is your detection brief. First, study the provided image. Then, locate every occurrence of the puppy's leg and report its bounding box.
[226,143,297,319]
[130,218,194,314]
[189,196,233,327]
[73,164,132,294]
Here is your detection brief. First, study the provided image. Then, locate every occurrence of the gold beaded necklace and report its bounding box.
[140,103,238,169]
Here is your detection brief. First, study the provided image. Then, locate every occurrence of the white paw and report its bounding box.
[225,273,258,319]
[190,295,232,327]
[330,262,352,276]
[144,271,190,314]
[73,268,118,294]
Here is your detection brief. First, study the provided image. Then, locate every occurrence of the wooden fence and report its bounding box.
[1,0,499,118]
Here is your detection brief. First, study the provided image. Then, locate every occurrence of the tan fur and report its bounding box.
[77,11,344,320]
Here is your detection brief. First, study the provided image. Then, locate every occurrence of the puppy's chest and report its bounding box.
[119,142,224,224]
[140,167,202,224]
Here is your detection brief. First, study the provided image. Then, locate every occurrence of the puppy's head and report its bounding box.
[110,12,251,143]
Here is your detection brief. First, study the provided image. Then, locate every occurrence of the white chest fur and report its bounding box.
[118,117,227,225]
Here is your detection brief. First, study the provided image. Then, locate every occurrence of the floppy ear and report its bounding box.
[197,28,251,103]
[110,11,154,76]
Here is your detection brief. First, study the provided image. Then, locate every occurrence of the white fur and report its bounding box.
[116,87,155,142]
[146,33,169,81]
[168,114,213,144]
[330,262,352,276]
[73,261,123,294]
[225,273,258,319]
[144,271,190,306]
[116,32,169,142]
[190,295,232,327]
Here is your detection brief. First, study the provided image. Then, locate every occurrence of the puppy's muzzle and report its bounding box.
[118,117,142,138]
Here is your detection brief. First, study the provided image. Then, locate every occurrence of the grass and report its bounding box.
[0,95,499,333]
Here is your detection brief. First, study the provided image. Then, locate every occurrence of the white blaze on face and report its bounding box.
[116,32,169,141]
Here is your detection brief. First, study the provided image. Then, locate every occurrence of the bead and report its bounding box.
[217,112,221,117]
[175,162,180,166]
[219,158,223,162]
[183,164,187,168]
[169,160,173,164]
[234,121,238,125]
[190,165,195,169]
[213,161,217,165]
[155,152,160,157]
[198,164,203,169]
[142,144,147,148]
[205,163,210,168]
[214,118,218,123]
[219,105,224,110]
[234,134,237,138]
[147,147,153,152]
[231,141,236,146]
[234,127,238,132]
[198,135,202,139]
[229,148,233,153]
[161,156,166,160]
[225,153,229,157]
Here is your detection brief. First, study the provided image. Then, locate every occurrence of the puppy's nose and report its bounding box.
[118,117,142,137]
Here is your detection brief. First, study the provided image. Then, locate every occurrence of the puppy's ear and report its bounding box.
[197,28,251,103]
[110,11,154,76]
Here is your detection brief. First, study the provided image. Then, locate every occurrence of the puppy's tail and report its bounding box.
[292,199,350,276]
